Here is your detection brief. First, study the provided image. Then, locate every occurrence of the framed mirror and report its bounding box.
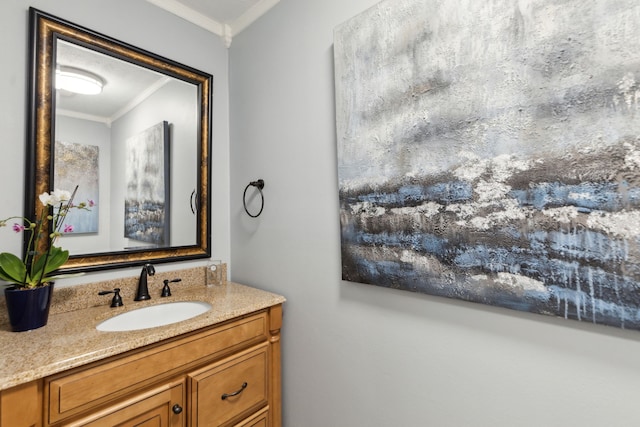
[27,8,212,272]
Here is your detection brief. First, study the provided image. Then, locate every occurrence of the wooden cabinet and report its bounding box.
[0,305,282,427]
[190,343,269,426]
[234,407,269,427]
[66,379,185,427]
[0,381,42,427]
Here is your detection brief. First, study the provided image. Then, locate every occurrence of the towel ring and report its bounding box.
[243,179,265,218]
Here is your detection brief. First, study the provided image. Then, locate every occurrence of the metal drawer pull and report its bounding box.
[172,404,183,414]
[221,382,248,400]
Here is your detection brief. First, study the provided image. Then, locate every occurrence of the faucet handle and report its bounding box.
[98,288,124,307]
[161,278,182,297]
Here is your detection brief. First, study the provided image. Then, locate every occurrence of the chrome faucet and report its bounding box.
[134,263,155,301]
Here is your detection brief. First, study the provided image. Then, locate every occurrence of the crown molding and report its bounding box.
[145,0,225,35]
[230,0,280,35]
[146,0,280,48]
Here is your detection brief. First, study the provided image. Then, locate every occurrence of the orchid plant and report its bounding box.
[0,187,92,289]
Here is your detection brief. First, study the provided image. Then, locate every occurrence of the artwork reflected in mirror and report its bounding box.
[124,121,170,247]
[28,8,212,272]
[54,141,99,234]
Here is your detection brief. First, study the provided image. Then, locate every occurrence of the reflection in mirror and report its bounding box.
[54,40,198,253]
[28,8,212,272]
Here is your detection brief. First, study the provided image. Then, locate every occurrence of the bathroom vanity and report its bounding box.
[2,9,276,425]
[0,276,285,427]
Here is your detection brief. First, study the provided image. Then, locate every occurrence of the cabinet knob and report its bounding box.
[172,404,183,414]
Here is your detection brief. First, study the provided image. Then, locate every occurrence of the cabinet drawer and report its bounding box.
[65,379,185,427]
[46,312,267,425]
[234,407,269,427]
[189,343,269,427]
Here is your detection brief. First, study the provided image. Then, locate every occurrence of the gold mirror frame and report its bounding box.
[27,8,212,272]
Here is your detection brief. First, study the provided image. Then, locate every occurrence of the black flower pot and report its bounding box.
[4,283,54,332]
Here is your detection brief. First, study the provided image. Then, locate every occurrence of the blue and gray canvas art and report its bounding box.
[334,0,640,329]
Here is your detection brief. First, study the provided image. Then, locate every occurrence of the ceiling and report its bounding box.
[145,0,280,47]
[56,40,173,124]
[55,0,279,121]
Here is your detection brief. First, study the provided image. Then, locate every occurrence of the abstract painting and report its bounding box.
[54,141,99,233]
[124,121,170,245]
[334,0,640,329]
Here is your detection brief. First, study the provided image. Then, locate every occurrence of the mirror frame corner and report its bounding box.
[26,8,212,273]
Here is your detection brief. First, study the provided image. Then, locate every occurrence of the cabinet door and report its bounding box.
[0,381,42,427]
[190,343,268,427]
[65,379,185,427]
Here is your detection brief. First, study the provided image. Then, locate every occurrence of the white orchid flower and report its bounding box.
[38,189,72,206]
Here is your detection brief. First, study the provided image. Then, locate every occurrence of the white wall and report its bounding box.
[0,0,230,283]
[229,1,640,426]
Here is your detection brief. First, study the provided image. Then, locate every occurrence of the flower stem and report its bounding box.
[34,185,78,287]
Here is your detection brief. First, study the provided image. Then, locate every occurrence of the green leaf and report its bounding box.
[0,247,81,287]
[0,252,28,284]
[30,246,69,284]
[43,246,69,275]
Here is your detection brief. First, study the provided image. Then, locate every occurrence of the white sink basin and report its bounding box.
[96,301,212,332]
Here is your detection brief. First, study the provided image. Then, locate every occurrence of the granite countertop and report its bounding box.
[0,279,285,391]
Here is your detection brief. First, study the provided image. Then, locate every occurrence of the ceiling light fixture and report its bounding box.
[55,66,104,95]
